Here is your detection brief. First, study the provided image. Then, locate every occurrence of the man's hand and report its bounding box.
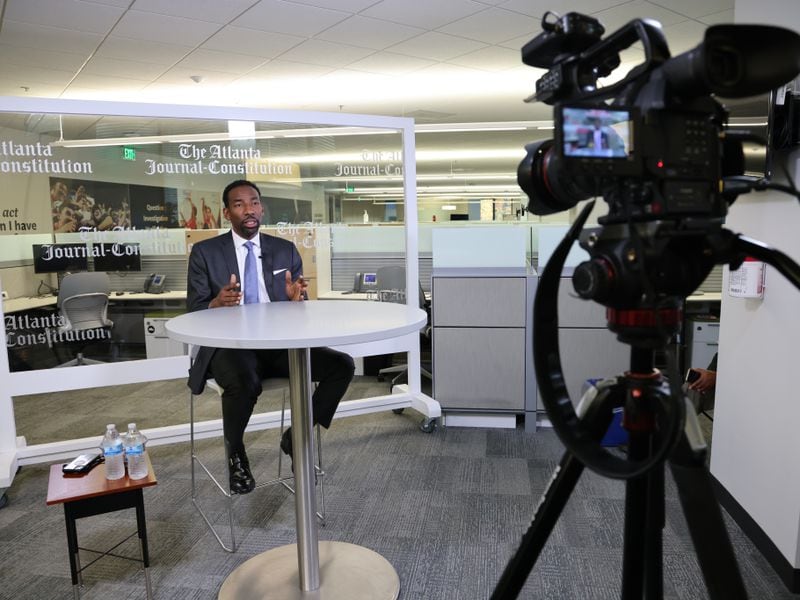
[688,368,716,394]
[285,270,307,301]
[210,274,242,308]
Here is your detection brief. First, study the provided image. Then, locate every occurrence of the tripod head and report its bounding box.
[534,200,800,479]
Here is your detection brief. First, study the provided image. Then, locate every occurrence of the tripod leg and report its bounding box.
[491,387,616,599]
[621,431,652,599]
[669,404,747,600]
[622,429,667,600]
[644,454,664,600]
[490,450,585,600]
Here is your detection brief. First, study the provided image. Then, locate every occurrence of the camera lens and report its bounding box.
[518,139,592,215]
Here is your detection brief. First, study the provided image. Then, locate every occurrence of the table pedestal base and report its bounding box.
[218,541,400,600]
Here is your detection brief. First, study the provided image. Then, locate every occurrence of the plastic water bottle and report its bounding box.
[123,423,148,480]
[101,424,125,480]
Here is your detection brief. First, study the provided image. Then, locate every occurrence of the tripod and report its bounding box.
[491,345,746,599]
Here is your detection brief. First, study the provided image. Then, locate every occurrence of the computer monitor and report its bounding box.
[32,243,89,273]
[92,243,142,272]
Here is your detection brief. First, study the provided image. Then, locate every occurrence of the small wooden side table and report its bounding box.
[46,455,157,600]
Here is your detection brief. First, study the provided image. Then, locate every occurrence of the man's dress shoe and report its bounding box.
[228,452,255,494]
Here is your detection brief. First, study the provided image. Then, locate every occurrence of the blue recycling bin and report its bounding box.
[583,379,629,447]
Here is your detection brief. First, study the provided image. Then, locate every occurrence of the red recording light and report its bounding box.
[656,160,664,168]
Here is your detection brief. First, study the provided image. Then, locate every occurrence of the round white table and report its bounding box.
[166,300,427,599]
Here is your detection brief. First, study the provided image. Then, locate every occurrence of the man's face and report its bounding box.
[224,184,263,239]
[60,205,76,223]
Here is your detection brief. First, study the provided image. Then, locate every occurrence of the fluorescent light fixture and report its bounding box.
[442,204,457,210]
[48,121,549,149]
[415,121,551,134]
[228,120,255,138]
[50,125,396,148]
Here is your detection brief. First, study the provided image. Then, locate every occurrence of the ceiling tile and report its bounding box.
[438,7,541,44]
[592,1,687,33]
[201,26,304,58]
[130,0,259,24]
[112,10,221,46]
[0,84,64,97]
[388,32,488,61]
[0,63,76,86]
[82,0,132,8]
[662,20,707,54]
[153,66,240,86]
[95,35,194,65]
[346,52,436,76]
[81,56,169,80]
[498,31,540,51]
[177,49,268,75]
[68,73,150,91]
[0,43,88,71]
[286,0,375,11]
[277,39,375,68]
[316,15,425,50]
[361,0,486,29]
[239,59,334,80]
[0,20,103,54]
[498,0,621,18]
[650,0,733,20]
[232,0,349,37]
[3,0,124,34]
[697,8,735,25]
[447,45,520,72]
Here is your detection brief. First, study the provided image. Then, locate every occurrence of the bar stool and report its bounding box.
[190,377,326,553]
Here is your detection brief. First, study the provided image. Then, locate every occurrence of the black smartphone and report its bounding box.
[685,369,701,384]
[62,453,103,475]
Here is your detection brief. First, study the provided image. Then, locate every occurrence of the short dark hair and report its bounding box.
[222,179,261,207]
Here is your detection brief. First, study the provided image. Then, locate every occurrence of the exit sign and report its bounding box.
[122,146,136,161]
[345,186,354,193]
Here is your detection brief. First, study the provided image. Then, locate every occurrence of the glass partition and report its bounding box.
[0,101,416,456]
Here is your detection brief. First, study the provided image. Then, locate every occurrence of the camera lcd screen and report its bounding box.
[562,107,632,158]
[32,243,89,273]
[93,243,142,272]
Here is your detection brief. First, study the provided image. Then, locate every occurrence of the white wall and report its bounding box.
[710,0,800,568]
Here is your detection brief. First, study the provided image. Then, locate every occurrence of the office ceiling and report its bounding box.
[0,0,770,207]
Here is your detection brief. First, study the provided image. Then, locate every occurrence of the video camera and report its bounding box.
[491,15,800,599]
[518,11,800,326]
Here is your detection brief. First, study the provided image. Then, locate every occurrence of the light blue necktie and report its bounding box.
[243,241,258,304]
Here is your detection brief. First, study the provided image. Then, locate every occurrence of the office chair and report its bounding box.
[374,265,432,387]
[56,272,114,367]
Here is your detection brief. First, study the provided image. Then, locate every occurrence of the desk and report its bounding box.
[46,455,157,600]
[166,300,426,599]
[2,290,187,314]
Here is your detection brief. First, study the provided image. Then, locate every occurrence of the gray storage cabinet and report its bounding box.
[432,273,533,417]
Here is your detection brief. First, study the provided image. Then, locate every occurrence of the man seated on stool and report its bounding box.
[186,179,355,494]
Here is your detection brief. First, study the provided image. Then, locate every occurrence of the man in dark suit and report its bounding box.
[186,179,355,494]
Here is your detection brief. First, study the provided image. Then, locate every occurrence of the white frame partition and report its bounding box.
[0,96,440,489]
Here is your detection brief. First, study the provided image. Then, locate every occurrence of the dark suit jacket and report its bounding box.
[186,231,303,394]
